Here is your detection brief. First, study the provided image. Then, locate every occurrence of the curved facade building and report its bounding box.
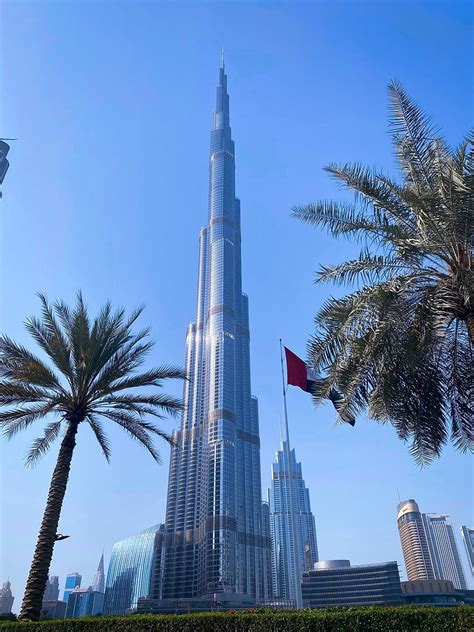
[301,561,402,608]
[397,499,435,581]
[159,59,272,603]
[397,499,467,589]
[104,525,162,615]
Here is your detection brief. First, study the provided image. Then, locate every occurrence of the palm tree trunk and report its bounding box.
[19,421,79,621]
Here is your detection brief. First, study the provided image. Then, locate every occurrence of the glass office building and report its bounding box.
[461,526,474,575]
[268,442,318,600]
[66,588,104,618]
[104,525,161,615]
[422,514,467,589]
[63,573,81,603]
[302,560,403,608]
[159,58,272,603]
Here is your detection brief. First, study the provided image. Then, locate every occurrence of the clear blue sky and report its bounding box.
[1,0,472,610]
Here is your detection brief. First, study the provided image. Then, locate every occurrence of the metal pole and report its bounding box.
[279,339,303,609]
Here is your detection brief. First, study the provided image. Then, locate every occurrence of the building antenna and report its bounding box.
[397,488,401,503]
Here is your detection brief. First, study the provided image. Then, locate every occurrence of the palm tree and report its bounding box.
[0,293,185,620]
[293,81,473,464]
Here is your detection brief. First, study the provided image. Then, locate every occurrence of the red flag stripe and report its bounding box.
[284,347,309,392]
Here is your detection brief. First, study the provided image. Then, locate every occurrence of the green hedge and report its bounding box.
[1,607,473,631]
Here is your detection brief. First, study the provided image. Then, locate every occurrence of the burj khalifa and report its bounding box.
[158,58,272,603]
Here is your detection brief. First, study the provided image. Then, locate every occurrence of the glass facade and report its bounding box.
[302,561,403,608]
[422,514,467,590]
[159,60,272,602]
[66,588,104,618]
[104,525,161,615]
[268,442,318,600]
[461,526,474,575]
[63,573,81,603]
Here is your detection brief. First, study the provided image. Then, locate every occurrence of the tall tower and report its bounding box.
[397,499,467,589]
[160,58,272,602]
[91,553,105,594]
[422,514,467,590]
[269,442,318,601]
[461,526,474,575]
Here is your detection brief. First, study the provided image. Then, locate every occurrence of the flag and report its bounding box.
[284,347,355,426]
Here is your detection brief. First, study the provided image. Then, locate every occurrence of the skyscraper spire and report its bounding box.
[221,45,225,69]
[158,60,272,605]
[91,553,105,594]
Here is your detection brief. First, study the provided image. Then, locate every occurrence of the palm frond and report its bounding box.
[86,414,111,462]
[25,421,63,467]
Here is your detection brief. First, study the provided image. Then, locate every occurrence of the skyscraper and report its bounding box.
[269,441,318,600]
[43,576,59,602]
[91,554,105,594]
[461,526,474,575]
[63,573,81,603]
[159,58,272,603]
[104,525,161,615]
[0,581,14,614]
[397,500,467,589]
[422,513,467,590]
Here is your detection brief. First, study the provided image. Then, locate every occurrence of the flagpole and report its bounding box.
[279,339,303,610]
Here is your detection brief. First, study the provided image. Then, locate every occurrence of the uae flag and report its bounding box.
[284,347,355,426]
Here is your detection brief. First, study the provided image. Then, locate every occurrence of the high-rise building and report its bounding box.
[158,58,272,604]
[301,560,402,608]
[63,573,81,603]
[397,500,435,581]
[0,581,14,614]
[397,499,467,589]
[268,441,318,600]
[66,587,104,618]
[104,525,161,615]
[43,576,60,602]
[461,526,474,575]
[422,513,467,590]
[91,553,105,594]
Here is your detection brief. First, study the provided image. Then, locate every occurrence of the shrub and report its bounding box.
[0,606,473,631]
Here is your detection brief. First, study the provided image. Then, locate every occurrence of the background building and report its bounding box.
[461,526,474,575]
[422,513,467,590]
[401,579,472,606]
[43,576,59,602]
[91,554,105,594]
[397,499,434,581]
[0,581,14,614]
[301,560,402,608]
[63,572,81,603]
[159,58,271,604]
[66,587,104,618]
[397,499,467,589]
[40,600,67,620]
[104,525,161,615]
[268,441,318,600]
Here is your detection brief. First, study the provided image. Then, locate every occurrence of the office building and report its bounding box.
[63,573,81,603]
[158,57,271,604]
[268,441,318,600]
[66,587,104,618]
[104,525,161,615]
[423,513,467,590]
[40,600,67,620]
[461,526,474,575]
[43,576,59,603]
[0,581,14,614]
[397,500,467,589]
[301,560,402,608]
